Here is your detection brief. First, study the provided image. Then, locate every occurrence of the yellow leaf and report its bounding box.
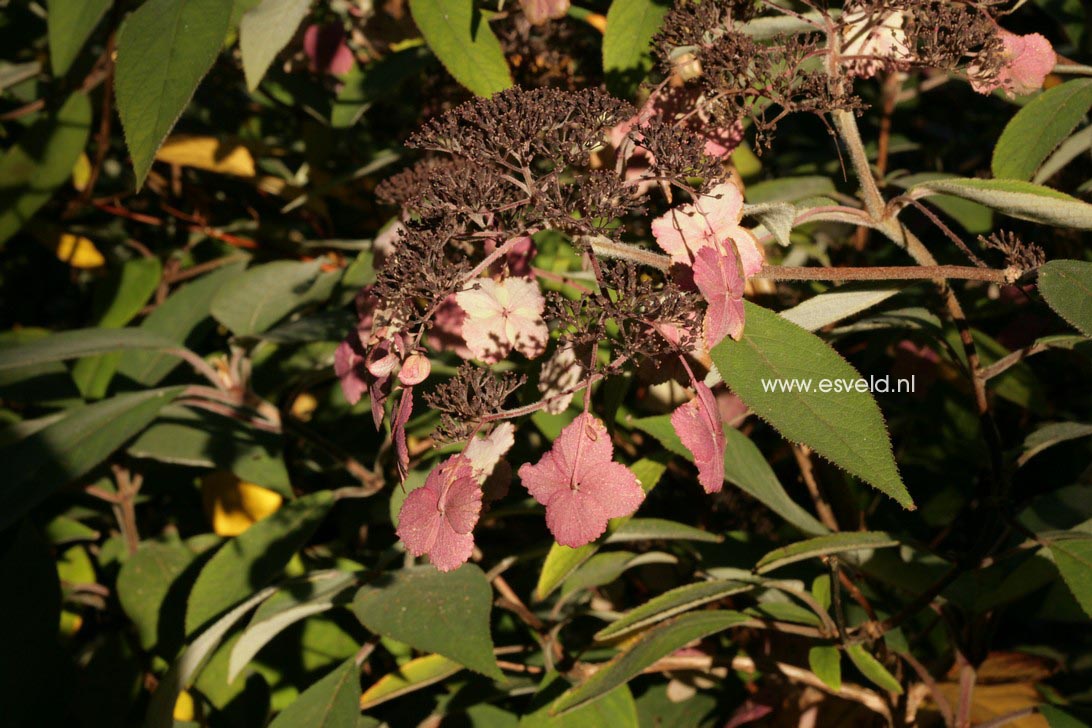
[201,471,283,536]
[173,690,196,721]
[52,232,105,268]
[359,654,463,710]
[71,152,92,191]
[291,392,318,421]
[155,136,256,177]
[59,610,83,638]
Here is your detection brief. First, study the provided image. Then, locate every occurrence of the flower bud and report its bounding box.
[398,352,432,386]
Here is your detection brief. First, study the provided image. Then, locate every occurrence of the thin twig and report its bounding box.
[792,444,840,531]
[758,264,1010,283]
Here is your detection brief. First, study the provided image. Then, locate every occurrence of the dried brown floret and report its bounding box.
[425,365,527,441]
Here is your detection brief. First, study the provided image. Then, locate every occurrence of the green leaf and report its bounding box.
[743,201,795,247]
[890,173,994,234]
[407,0,511,97]
[185,490,335,635]
[1048,535,1092,617]
[240,0,313,90]
[72,257,163,398]
[228,570,354,680]
[1038,259,1092,337]
[128,405,290,494]
[808,646,842,691]
[536,543,597,602]
[0,327,179,372]
[43,514,99,544]
[606,518,720,543]
[780,283,903,332]
[520,673,638,728]
[268,657,360,728]
[630,414,829,535]
[992,80,1092,181]
[0,387,180,531]
[1019,422,1092,466]
[595,579,756,641]
[745,176,835,204]
[331,47,431,128]
[359,654,464,710]
[116,541,197,652]
[551,611,750,715]
[114,0,233,187]
[146,586,277,728]
[210,259,327,336]
[711,302,912,508]
[1035,125,1092,184]
[910,178,1092,229]
[0,92,92,246]
[844,644,903,694]
[352,565,502,679]
[562,551,676,597]
[602,0,670,97]
[117,260,246,385]
[756,532,899,574]
[1039,705,1089,728]
[47,0,113,76]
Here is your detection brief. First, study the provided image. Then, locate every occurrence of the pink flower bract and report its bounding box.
[671,376,726,494]
[456,277,549,363]
[651,183,764,277]
[517,413,645,547]
[465,422,516,501]
[692,246,746,347]
[396,456,482,572]
[393,387,413,482]
[971,31,1055,98]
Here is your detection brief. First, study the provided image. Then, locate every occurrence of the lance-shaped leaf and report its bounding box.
[1038,259,1092,337]
[0,388,181,531]
[115,0,232,187]
[185,491,335,635]
[910,178,1092,229]
[595,579,756,641]
[992,79,1092,181]
[552,611,750,715]
[408,0,511,97]
[0,92,92,246]
[240,0,314,90]
[755,532,900,574]
[352,565,502,679]
[710,302,912,508]
[268,657,361,728]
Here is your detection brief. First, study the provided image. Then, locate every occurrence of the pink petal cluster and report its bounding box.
[456,277,549,364]
[839,4,912,78]
[971,31,1055,98]
[520,0,570,25]
[518,413,645,547]
[397,456,482,572]
[671,370,726,494]
[692,246,747,350]
[651,183,763,347]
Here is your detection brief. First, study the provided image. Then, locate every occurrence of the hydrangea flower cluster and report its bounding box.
[338,0,1057,571]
